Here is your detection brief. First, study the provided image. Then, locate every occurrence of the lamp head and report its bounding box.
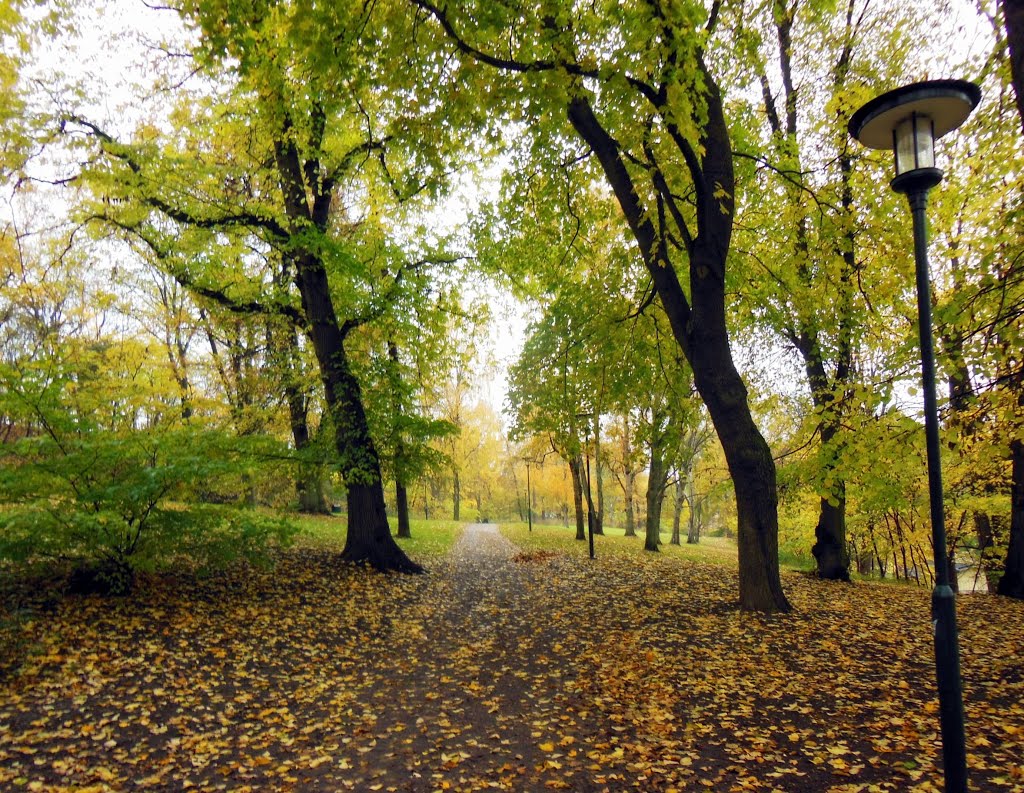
[848,79,981,194]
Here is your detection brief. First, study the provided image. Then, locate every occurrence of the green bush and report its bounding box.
[0,357,296,592]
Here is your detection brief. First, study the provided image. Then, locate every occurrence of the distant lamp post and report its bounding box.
[849,79,981,793]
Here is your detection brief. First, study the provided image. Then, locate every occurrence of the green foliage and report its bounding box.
[0,350,296,590]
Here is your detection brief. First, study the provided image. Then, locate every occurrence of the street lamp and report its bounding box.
[849,79,981,793]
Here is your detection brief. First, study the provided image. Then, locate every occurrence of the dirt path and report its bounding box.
[335,523,611,791]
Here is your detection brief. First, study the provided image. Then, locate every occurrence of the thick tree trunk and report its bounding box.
[343,482,419,572]
[1002,0,1024,137]
[307,311,417,569]
[273,126,419,573]
[998,438,1024,599]
[569,456,586,540]
[566,75,790,612]
[812,491,850,580]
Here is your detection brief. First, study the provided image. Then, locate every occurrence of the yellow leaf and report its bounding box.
[539,741,555,752]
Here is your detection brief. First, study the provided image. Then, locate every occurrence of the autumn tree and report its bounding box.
[414,0,791,610]
[62,1,478,572]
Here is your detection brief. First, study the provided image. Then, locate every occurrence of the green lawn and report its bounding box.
[500,521,743,566]
[291,513,463,559]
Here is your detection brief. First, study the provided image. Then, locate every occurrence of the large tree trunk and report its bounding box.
[292,260,418,570]
[1002,0,1024,137]
[800,337,851,580]
[273,121,420,573]
[998,437,1024,598]
[569,456,586,540]
[566,72,790,612]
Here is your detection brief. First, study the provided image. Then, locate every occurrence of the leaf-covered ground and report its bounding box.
[1,524,1023,792]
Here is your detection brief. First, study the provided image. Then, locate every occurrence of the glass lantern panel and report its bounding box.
[894,113,935,174]
[915,115,935,169]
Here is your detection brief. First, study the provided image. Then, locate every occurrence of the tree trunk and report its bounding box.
[387,340,412,538]
[1002,0,1024,137]
[566,74,791,612]
[286,373,329,515]
[582,454,598,536]
[645,445,667,552]
[671,474,684,546]
[812,491,850,580]
[998,437,1024,599]
[569,456,586,540]
[453,469,461,521]
[396,479,411,538]
[686,478,701,544]
[593,412,605,534]
[271,121,420,573]
[623,471,636,537]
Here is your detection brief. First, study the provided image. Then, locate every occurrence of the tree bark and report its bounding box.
[582,454,599,536]
[1002,0,1024,137]
[569,456,586,540]
[670,474,684,545]
[593,412,605,534]
[623,471,636,537]
[396,479,411,538]
[645,443,667,552]
[998,437,1024,598]
[453,469,461,521]
[686,477,701,544]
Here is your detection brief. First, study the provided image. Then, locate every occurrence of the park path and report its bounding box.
[340,523,613,791]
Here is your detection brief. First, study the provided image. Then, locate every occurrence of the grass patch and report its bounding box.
[291,513,463,560]
[500,521,741,566]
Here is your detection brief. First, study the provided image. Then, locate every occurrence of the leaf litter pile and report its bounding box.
[1,525,1022,792]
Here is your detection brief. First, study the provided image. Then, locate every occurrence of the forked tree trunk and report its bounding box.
[272,118,420,574]
[566,77,791,612]
[289,253,418,571]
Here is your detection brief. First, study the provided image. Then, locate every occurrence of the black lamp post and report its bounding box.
[849,79,981,793]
